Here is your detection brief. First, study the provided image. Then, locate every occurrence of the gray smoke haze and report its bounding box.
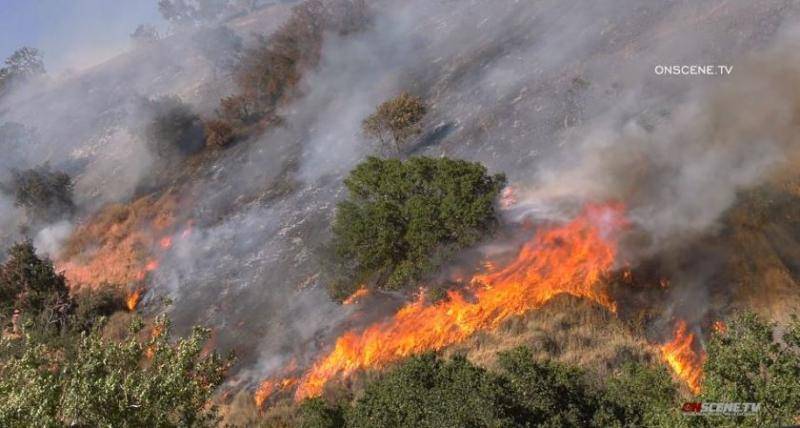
[522,37,800,254]
[2,0,800,388]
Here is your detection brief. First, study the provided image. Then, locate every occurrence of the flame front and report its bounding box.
[660,320,706,394]
[342,287,370,305]
[256,203,626,404]
[126,289,143,311]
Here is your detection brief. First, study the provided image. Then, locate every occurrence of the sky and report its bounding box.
[0,0,165,73]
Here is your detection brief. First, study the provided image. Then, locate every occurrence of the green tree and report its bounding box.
[0,241,70,335]
[362,92,427,153]
[331,156,505,296]
[0,317,230,427]
[698,312,800,427]
[9,165,75,223]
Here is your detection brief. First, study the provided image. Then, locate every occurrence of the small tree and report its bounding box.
[0,241,70,334]
[331,156,505,295]
[9,165,75,223]
[141,95,204,158]
[362,92,427,153]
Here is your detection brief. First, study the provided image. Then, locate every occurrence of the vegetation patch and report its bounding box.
[330,156,505,297]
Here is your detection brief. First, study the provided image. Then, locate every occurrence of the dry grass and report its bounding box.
[219,391,300,428]
[444,295,660,376]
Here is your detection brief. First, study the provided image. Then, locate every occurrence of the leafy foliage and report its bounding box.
[9,165,75,223]
[0,47,45,96]
[0,241,70,335]
[0,317,230,427]
[69,286,127,333]
[302,348,679,428]
[698,312,800,427]
[0,240,230,426]
[362,92,427,153]
[331,156,505,295]
[603,362,682,427]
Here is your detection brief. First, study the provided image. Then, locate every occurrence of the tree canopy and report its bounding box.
[8,165,75,224]
[331,156,506,296]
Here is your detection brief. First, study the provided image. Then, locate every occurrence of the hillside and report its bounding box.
[2,0,800,426]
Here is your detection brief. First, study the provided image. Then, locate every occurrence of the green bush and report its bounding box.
[9,165,75,223]
[303,347,677,428]
[69,286,126,333]
[331,156,505,295]
[0,317,230,427]
[0,241,71,335]
[700,313,800,427]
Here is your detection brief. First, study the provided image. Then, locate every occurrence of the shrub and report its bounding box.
[0,316,231,427]
[9,165,74,223]
[141,95,204,158]
[701,313,800,427]
[0,241,70,335]
[204,119,235,149]
[325,348,664,428]
[70,286,126,333]
[331,156,505,294]
[217,0,370,132]
[362,92,427,153]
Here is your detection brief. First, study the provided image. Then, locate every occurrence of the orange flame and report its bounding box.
[712,320,727,334]
[126,289,143,311]
[342,287,370,305]
[256,203,626,404]
[159,236,173,249]
[660,320,706,394]
[56,193,180,289]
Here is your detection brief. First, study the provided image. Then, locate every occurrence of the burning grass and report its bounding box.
[57,193,180,288]
[255,202,628,405]
[660,320,706,395]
